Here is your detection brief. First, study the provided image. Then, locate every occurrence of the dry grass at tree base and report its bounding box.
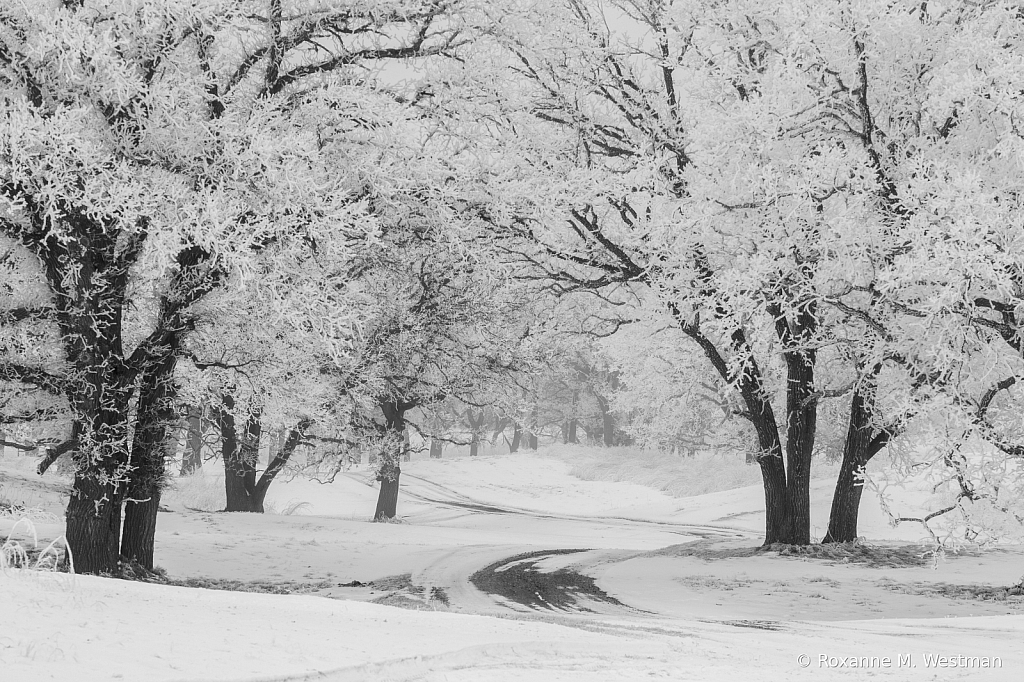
[651,539,946,568]
[879,577,1024,603]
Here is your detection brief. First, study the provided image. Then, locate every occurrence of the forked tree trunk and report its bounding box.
[122,350,178,570]
[220,398,263,512]
[218,400,308,515]
[466,409,485,456]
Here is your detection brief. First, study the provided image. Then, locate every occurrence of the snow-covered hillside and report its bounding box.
[3,449,1023,680]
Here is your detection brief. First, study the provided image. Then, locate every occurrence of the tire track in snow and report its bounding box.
[397,471,756,541]
[344,471,761,616]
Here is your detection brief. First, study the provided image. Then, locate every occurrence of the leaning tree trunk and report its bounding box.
[250,423,310,512]
[690,325,791,546]
[121,349,178,570]
[823,382,888,543]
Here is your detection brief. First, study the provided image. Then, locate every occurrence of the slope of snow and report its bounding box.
[5,569,1022,681]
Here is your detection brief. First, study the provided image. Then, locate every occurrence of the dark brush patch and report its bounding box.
[470,549,625,612]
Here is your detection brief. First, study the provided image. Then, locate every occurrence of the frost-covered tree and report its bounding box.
[464,0,1024,545]
[0,0,468,573]
[334,195,533,520]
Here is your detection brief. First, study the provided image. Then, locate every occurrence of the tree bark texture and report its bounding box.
[220,397,263,512]
[219,397,308,514]
[823,382,889,543]
[121,348,178,570]
[374,400,413,520]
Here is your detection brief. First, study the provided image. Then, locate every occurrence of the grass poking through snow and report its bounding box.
[651,539,941,568]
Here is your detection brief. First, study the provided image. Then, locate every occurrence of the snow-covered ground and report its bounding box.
[2,449,1023,680]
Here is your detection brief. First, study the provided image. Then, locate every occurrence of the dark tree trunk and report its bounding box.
[251,422,310,511]
[528,431,538,450]
[121,493,160,570]
[677,319,791,545]
[466,409,485,456]
[429,437,443,458]
[65,475,124,574]
[566,417,578,444]
[121,348,178,570]
[824,381,888,543]
[782,352,816,545]
[63,351,133,574]
[375,473,400,520]
[19,164,218,574]
[509,422,522,453]
[750,418,790,546]
[374,400,413,520]
[219,397,262,512]
[218,399,308,514]
[774,302,818,545]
